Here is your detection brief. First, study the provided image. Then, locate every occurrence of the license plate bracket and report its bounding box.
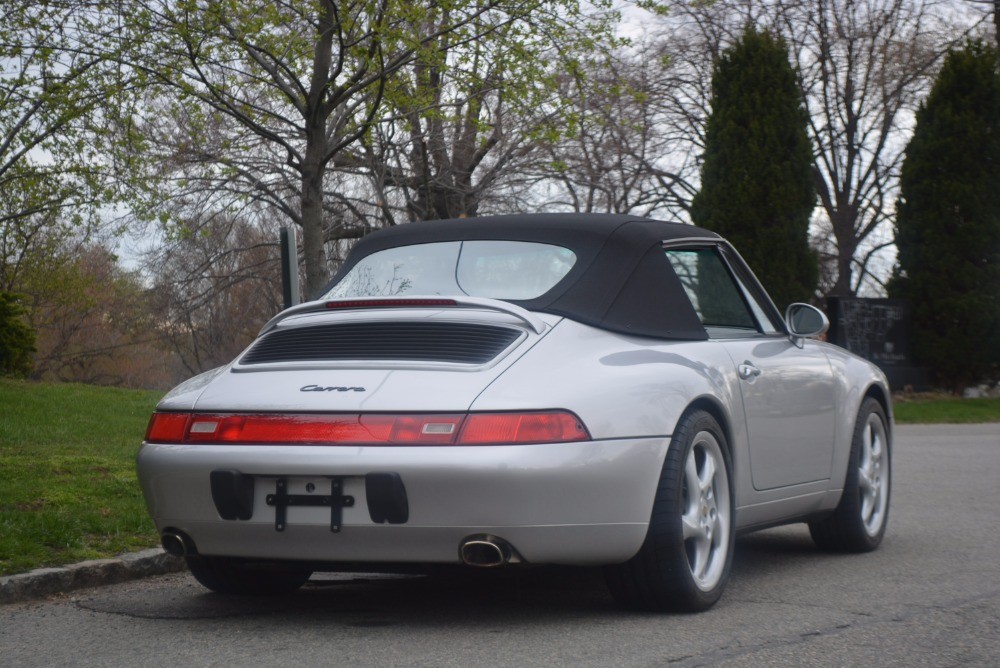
[265,478,354,533]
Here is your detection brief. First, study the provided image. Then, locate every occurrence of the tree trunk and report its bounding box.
[828,210,857,297]
[994,0,999,48]
[299,0,335,300]
[300,132,328,299]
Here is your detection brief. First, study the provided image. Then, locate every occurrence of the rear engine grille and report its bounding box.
[240,321,522,365]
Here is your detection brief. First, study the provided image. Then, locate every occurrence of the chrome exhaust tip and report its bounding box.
[459,535,512,567]
[161,530,193,557]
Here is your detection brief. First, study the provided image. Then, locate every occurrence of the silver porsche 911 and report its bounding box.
[137,213,892,611]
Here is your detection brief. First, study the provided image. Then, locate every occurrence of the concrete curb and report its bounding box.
[0,548,187,605]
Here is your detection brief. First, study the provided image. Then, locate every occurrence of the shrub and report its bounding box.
[0,292,36,378]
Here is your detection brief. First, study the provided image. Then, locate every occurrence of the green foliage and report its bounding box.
[690,28,818,310]
[889,41,1000,390]
[893,396,1000,424]
[380,3,621,221]
[121,0,623,293]
[0,379,162,575]
[17,241,169,388]
[1,3,134,325]
[0,292,35,378]
[0,3,127,230]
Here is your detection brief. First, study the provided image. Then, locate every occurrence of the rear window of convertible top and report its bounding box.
[323,241,577,301]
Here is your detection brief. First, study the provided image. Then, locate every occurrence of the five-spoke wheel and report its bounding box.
[857,410,889,538]
[810,397,892,552]
[681,430,731,592]
[605,409,734,612]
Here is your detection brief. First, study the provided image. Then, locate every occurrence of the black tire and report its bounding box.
[186,555,312,595]
[809,397,891,552]
[605,410,735,612]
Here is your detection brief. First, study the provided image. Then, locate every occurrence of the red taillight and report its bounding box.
[191,414,376,444]
[144,411,589,445]
[459,412,589,444]
[145,413,190,443]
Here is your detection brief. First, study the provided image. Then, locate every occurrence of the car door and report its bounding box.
[664,243,837,491]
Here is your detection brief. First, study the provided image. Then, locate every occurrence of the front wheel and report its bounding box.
[605,410,734,612]
[809,397,891,552]
[186,555,312,595]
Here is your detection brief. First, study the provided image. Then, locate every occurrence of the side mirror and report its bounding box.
[785,303,829,339]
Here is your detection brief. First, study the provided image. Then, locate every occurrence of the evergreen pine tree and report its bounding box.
[889,41,1000,390]
[690,28,818,310]
[0,292,35,378]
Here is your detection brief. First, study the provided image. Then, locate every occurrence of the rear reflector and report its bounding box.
[144,411,589,445]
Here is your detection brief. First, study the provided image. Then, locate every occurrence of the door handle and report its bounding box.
[738,362,762,381]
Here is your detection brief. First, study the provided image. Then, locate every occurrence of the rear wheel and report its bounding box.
[605,410,734,612]
[186,555,312,595]
[809,397,891,552]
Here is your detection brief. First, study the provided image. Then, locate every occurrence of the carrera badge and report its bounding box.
[300,384,366,392]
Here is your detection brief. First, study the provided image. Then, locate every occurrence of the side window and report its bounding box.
[718,246,783,335]
[741,287,782,335]
[665,247,760,337]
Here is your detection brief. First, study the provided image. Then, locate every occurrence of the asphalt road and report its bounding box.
[2,423,998,667]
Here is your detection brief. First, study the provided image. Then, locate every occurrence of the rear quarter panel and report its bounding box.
[469,319,740,441]
[469,319,750,520]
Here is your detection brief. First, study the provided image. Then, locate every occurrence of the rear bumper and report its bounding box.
[136,438,668,565]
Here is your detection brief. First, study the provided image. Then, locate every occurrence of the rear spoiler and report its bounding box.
[258,296,547,336]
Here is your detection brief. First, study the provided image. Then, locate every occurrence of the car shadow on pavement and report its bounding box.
[74,527,834,624]
[75,566,620,623]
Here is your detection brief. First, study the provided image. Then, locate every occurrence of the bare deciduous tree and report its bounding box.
[657,0,981,295]
[533,48,699,219]
[781,0,963,295]
[964,0,1000,43]
[146,212,284,378]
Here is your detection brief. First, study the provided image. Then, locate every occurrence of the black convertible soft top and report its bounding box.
[326,213,720,341]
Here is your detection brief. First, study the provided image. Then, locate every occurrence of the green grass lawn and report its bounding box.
[893,396,1000,424]
[0,378,997,577]
[0,379,163,576]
